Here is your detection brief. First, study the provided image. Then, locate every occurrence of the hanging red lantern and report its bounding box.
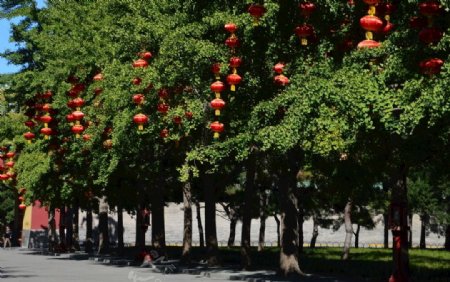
[173,116,182,124]
[42,90,53,99]
[133,94,145,105]
[295,24,314,46]
[299,2,316,18]
[71,124,85,138]
[210,81,225,98]
[0,174,9,181]
[160,128,169,138]
[140,51,153,60]
[6,171,15,179]
[6,152,15,159]
[67,100,76,109]
[419,1,441,17]
[273,63,285,74]
[360,15,384,39]
[363,0,380,15]
[419,27,443,44]
[248,4,266,26]
[133,113,149,131]
[132,77,142,85]
[158,89,169,100]
[6,161,15,168]
[210,98,226,116]
[72,97,85,109]
[185,111,193,119]
[94,88,103,96]
[23,132,35,144]
[274,75,290,86]
[382,22,395,35]
[40,115,53,127]
[229,57,242,73]
[93,73,104,81]
[419,58,444,76]
[357,39,381,49]
[25,120,35,128]
[82,134,91,141]
[132,59,148,68]
[157,103,169,114]
[227,74,242,92]
[225,36,239,49]
[66,114,75,124]
[42,104,52,112]
[224,23,237,34]
[72,111,85,122]
[363,0,380,4]
[40,127,53,139]
[19,203,26,210]
[210,121,224,139]
[18,196,24,202]
[211,63,221,80]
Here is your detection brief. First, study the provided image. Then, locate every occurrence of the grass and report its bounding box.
[154,246,450,281]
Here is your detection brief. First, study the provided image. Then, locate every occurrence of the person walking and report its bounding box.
[3,226,12,248]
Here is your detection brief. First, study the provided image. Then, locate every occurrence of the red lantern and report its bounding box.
[210,98,226,116]
[160,128,169,138]
[158,89,169,100]
[185,111,193,119]
[42,104,52,112]
[157,103,169,114]
[227,74,242,92]
[66,114,75,124]
[419,27,443,45]
[6,171,15,179]
[360,15,383,40]
[19,203,27,210]
[229,57,242,72]
[224,23,237,34]
[40,127,53,139]
[132,59,148,68]
[71,124,85,138]
[274,75,290,86]
[93,73,104,81]
[18,196,24,202]
[82,134,91,141]
[0,174,9,181]
[248,4,266,26]
[132,77,142,85]
[419,58,444,76]
[94,88,103,96]
[211,63,221,80]
[295,24,314,46]
[42,90,53,99]
[72,97,85,109]
[25,120,35,128]
[382,22,395,35]
[363,0,379,4]
[273,63,285,74]
[299,2,316,18]
[419,1,441,17]
[67,100,76,109]
[6,161,14,168]
[133,113,149,131]
[133,94,145,105]
[173,116,182,124]
[40,115,53,127]
[210,121,224,139]
[210,81,225,95]
[72,111,85,122]
[140,51,152,60]
[357,39,381,49]
[24,132,35,143]
[225,36,239,49]
[6,152,15,159]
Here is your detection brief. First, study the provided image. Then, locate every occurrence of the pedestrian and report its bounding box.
[3,226,12,248]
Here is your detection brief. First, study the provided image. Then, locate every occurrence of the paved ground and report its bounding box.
[0,248,359,282]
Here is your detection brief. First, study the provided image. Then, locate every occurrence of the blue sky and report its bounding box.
[0,0,46,74]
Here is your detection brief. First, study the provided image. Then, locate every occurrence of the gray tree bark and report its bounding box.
[181,181,193,263]
[342,199,353,260]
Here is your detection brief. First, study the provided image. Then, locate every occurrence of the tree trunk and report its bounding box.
[85,208,93,253]
[445,225,450,251]
[278,160,303,277]
[419,214,427,249]
[195,200,204,248]
[151,181,166,253]
[12,189,20,247]
[310,216,319,248]
[181,181,193,263]
[66,207,73,251]
[354,224,360,248]
[342,199,353,260]
[59,206,66,251]
[384,213,389,248]
[389,163,411,282]
[203,173,219,266]
[228,212,237,247]
[258,191,268,252]
[117,205,124,255]
[274,215,281,247]
[135,206,145,250]
[297,205,304,253]
[73,205,80,251]
[408,213,413,248]
[241,154,256,269]
[98,197,109,254]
